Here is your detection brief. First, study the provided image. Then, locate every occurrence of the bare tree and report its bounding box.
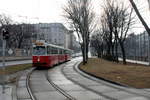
[101,0,134,64]
[9,24,35,49]
[90,31,104,58]
[63,0,95,64]
[0,14,34,49]
[102,1,115,59]
[0,14,13,28]
[116,8,133,64]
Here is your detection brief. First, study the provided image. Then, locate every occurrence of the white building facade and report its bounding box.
[33,23,74,49]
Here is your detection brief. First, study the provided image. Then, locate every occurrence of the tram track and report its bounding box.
[26,67,75,100]
[47,62,105,100]
[26,68,36,100]
[46,70,76,100]
[18,58,150,100]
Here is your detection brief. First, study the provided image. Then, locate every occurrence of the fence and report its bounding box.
[124,32,150,62]
[0,48,32,57]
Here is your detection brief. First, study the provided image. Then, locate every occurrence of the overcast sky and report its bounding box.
[0,0,101,22]
[0,0,149,34]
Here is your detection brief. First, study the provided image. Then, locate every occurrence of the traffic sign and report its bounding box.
[8,49,13,55]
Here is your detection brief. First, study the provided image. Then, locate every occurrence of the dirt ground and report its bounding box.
[0,64,32,75]
[79,58,150,88]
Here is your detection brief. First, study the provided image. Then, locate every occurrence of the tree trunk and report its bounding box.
[129,0,150,36]
[115,39,119,62]
[86,41,89,61]
[82,32,88,64]
[119,42,126,64]
[97,49,101,58]
[101,43,104,58]
[111,44,115,61]
[107,43,111,56]
[18,38,23,48]
[81,44,86,65]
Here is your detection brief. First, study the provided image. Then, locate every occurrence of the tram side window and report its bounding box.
[59,49,61,54]
[56,48,58,54]
[64,50,67,54]
[51,47,54,54]
[67,51,69,54]
[63,50,65,54]
[63,50,66,54]
[59,49,62,54]
[65,50,68,54]
[54,48,58,54]
[47,46,51,54]
[69,51,72,55]
[66,50,71,55]
[51,47,57,54]
[58,49,61,54]
[61,49,64,54]
[61,50,63,54]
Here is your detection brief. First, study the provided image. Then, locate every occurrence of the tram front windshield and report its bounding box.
[33,46,47,55]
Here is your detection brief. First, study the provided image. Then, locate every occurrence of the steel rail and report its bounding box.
[26,68,37,100]
[46,70,76,100]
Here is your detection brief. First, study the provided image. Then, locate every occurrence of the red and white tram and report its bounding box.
[32,41,72,68]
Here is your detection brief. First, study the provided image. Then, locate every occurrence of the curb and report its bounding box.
[75,61,130,88]
[75,61,150,98]
[0,58,32,62]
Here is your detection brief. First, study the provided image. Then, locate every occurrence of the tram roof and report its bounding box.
[33,42,72,51]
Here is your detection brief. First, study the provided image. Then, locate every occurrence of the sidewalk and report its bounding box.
[119,58,149,66]
[0,56,32,100]
[0,60,32,67]
[0,67,32,100]
[0,85,12,100]
[0,56,32,62]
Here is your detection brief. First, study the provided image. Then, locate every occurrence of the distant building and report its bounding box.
[32,23,75,49]
[70,34,80,53]
[65,30,73,49]
[0,23,79,54]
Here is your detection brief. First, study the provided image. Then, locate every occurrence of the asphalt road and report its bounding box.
[0,60,32,67]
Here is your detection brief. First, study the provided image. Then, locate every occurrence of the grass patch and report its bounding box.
[0,64,32,75]
[80,58,150,88]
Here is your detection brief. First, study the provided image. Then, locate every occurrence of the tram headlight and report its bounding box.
[37,57,40,62]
